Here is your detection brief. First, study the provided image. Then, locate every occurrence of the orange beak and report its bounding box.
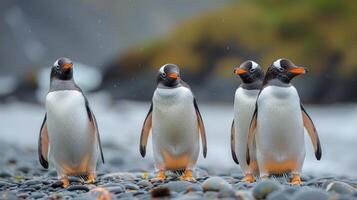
[234,68,247,75]
[63,63,73,71]
[168,73,178,79]
[288,67,306,75]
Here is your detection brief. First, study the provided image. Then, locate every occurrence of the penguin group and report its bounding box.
[38,57,321,187]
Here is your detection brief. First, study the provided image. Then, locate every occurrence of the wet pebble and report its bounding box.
[162,181,193,193]
[202,176,232,192]
[67,185,90,192]
[107,185,125,194]
[291,189,330,200]
[137,180,153,189]
[151,186,171,198]
[252,180,282,200]
[30,192,45,199]
[326,181,356,194]
[124,182,140,191]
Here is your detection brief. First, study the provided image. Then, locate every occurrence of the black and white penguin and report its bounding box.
[246,58,322,185]
[38,57,104,187]
[231,60,264,183]
[139,64,207,182]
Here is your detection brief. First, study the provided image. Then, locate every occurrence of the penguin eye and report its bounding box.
[161,72,167,77]
[278,67,284,72]
[249,68,256,73]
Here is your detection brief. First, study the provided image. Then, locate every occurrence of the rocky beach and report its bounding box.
[1,99,357,199]
[0,141,357,200]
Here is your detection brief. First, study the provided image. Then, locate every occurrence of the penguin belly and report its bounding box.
[46,90,97,177]
[152,87,199,171]
[256,86,305,176]
[234,88,259,176]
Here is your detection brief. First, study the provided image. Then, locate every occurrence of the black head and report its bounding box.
[233,60,264,89]
[157,64,180,87]
[50,57,74,80]
[264,58,308,86]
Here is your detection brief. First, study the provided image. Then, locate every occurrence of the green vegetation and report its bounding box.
[111,0,357,79]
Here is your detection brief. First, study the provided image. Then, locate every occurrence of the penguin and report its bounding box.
[139,64,207,182]
[246,58,322,185]
[231,60,264,183]
[38,57,104,187]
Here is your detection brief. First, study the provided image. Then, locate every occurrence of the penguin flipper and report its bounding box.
[140,103,153,157]
[85,98,105,164]
[301,104,322,160]
[246,105,258,165]
[38,114,49,169]
[231,120,239,164]
[194,99,207,158]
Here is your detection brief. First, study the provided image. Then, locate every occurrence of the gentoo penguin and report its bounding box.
[246,58,322,185]
[139,64,207,182]
[38,57,104,187]
[231,60,264,183]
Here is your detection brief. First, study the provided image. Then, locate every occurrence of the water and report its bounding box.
[1,92,356,177]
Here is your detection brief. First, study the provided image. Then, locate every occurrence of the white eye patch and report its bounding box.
[159,65,165,74]
[251,61,259,69]
[54,60,59,67]
[273,59,283,69]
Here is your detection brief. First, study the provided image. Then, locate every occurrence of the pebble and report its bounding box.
[30,192,45,199]
[67,185,90,192]
[202,176,232,192]
[161,181,193,193]
[291,189,330,200]
[326,181,356,194]
[252,180,282,200]
[203,191,218,199]
[107,185,125,194]
[151,186,171,198]
[124,182,140,191]
[137,180,153,189]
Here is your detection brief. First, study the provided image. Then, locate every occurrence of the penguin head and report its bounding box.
[51,57,74,80]
[157,64,180,87]
[233,60,264,84]
[265,58,308,84]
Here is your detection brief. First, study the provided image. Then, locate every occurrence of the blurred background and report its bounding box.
[0,0,356,177]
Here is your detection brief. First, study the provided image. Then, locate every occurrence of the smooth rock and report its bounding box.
[162,181,193,193]
[107,186,125,194]
[202,176,232,192]
[292,189,330,200]
[67,185,90,192]
[124,183,140,191]
[30,192,45,199]
[203,191,218,199]
[151,186,171,198]
[326,181,356,194]
[137,180,153,189]
[252,180,282,200]
[267,190,290,200]
[186,184,203,193]
[235,190,255,200]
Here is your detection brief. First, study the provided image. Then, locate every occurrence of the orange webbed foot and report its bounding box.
[242,174,256,183]
[290,174,302,185]
[85,174,96,184]
[150,170,166,182]
[61,177,70,188]
[179,170,196,182]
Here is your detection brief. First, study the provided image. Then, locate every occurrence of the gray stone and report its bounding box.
[137,180,153,189]
[67,185,90,192]
[202,176,232,192]
[124,183,140,191]
[326,181,356,194]
[162,181,193,193]
[186,184,203,193]
[203,191,218,199]
[234,190,255,200]
[252,180,282,200]
[267,190,290,200]
[107,185,126,194]
[30,192,45,199]
[292,189,330,200]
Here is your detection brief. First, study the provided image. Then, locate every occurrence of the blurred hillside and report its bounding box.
[103,0,357,103]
